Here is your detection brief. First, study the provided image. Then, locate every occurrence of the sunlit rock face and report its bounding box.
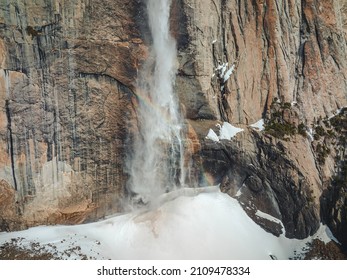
[173,0,347,241]
[175,0,347,124]
[0,0,147,229]
[0,0,346,248]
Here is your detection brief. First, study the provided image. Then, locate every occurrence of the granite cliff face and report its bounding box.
[174,0,347,243]
[0,0,346,248]
[176,0,347,124]
[0,0,147,229]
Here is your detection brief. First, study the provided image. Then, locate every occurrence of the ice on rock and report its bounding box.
[249,119,265,131]
[205,122,244,142]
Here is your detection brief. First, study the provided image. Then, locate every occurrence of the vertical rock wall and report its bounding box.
[175,0,346,240]
[0,0,147,229]
[177,0,346,124]
[0,0,346,245]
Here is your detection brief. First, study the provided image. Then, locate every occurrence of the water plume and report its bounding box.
[127,0,185,206]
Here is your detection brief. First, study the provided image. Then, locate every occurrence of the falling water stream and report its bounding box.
[128,0,186,205]
[0,1,336,262]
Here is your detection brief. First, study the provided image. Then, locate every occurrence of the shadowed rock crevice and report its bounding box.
[5,99,17,191]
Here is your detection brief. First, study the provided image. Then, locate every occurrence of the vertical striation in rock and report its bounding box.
[174,0,346,240]
[176,0,346,125]
[0,0,147,229]
[0,0,346,247]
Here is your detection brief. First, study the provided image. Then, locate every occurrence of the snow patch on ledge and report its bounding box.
[219,122,244,139]
[216,63,228,77]
[215,63,235,84]
[291,101,297,106]
[235,188,243,197]
[307,127,314,142]
[206,129,220,142]
[249,119,265,131]
[328,106,346,120]
[206,122,244,142]
[223,64,235,83]
[255,210,284,228]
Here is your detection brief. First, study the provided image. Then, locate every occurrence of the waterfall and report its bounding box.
[127,0,185,206]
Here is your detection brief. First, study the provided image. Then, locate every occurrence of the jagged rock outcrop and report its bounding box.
[0,0,346,247]
[320,109,347,249]
[188,121,320,238]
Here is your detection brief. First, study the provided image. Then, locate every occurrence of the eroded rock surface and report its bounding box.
[0,0,346,249]
[0,0,147,229]
[176,0,347,124]
[175,0,346,241]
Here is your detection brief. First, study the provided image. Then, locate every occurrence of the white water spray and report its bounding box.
[128,0,185,205]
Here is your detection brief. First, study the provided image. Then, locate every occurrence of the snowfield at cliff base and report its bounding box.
[0,187,336,260]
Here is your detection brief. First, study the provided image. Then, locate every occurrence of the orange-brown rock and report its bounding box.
[0,179,17,231]
[185,122,201,155]
[176,0,346,124]
[0,0,346,247]
[0,0,147,229]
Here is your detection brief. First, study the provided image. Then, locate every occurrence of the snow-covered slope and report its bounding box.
[0,187,335,260]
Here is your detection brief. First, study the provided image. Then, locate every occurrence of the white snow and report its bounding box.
[291,101,297,106]
[206,122,244,142]
[307,127,314,141]
[312,223,340,244]
[206,129,220,142]
[219,122,244,140]
[252,210,337,256]
[235,188,243,197]
[255,210,285,234]
[255,210,282,225]
[249,119,265,131]
[223,64,235,82]
[215,63,235,83]
[0,188,338,260]
[216,62,228,77]
[328,106,345,120]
